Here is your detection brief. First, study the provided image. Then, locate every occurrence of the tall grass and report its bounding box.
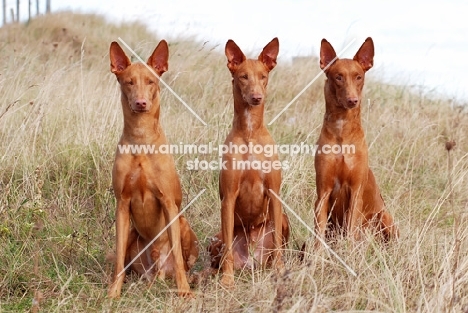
[0,12,467,312]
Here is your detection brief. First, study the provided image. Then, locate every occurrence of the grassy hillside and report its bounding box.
[0,12,467,312]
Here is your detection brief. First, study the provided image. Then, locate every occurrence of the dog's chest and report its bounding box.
[331,153,358,188]
[131,127,146,138]
[235,176,267,224]
[126,157,154,187]
[334,118,344,136]
[121,156,164,207]
[239,175,265,202]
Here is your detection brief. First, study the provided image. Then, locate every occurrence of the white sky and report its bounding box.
[6,0,468,101]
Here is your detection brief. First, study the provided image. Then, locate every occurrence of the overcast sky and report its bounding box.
[6,0,467,101]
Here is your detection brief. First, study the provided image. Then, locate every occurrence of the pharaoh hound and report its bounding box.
[108,40,198,298]
[208,38,289,288]
[314,37,398,245]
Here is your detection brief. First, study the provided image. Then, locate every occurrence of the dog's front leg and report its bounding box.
[108,198,131,299]
[268,188,285,271]
[314,189,331,249]
[220,194,236,288]
[314,156,335,248]
[348,185,364,240]
[161,198,192,297]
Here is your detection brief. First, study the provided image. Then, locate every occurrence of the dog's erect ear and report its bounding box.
[225,39,246,74]
[320,39,337,71]
[258,37,279,71]
[354,37,374,72]
[147,40,169,76]
[110,41,131,74]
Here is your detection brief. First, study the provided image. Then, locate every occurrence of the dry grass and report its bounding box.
[0,12,467,312]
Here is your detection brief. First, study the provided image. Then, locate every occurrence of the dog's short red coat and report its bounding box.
[208,38,289,288]
[314,37,398,244]
[107,41,198,298]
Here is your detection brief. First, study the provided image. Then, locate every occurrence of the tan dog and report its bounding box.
[108,40,198,298]
[314,37,398,244]
[208,38,289,288]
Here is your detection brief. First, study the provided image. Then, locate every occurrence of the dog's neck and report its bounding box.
[232,86,265,140]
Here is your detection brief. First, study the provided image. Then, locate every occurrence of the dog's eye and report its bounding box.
[335,75,342,81]
[261,75,267,80]
[148,80,155,84]
[356,75,362,80]
[240,74,248,80]
[126,80,133,85]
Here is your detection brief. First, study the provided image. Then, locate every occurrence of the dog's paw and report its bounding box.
[220,273,235,289]
[107,287,121,299]
[178,289,195,299]
[273,258,285,272]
